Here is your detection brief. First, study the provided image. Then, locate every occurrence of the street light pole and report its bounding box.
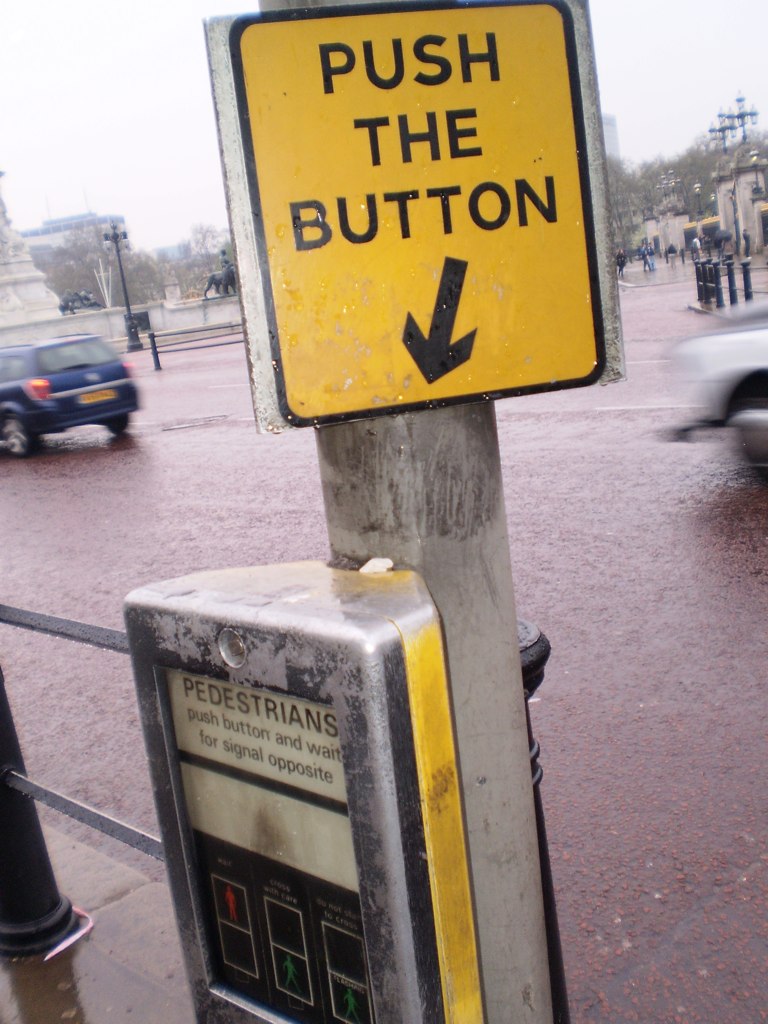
[103,221,143,352]
[709,95,759,153]
[693,182,703,253]
[730,94,759,143]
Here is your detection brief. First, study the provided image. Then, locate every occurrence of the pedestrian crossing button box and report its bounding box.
[124,561,483,1024]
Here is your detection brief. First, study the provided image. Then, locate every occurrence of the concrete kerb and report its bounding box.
[0,826,194,1024]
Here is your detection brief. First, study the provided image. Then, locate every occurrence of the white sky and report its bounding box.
[1,0,765,251]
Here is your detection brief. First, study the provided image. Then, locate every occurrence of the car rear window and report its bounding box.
[0,354,29,384]
[36,337,118,374]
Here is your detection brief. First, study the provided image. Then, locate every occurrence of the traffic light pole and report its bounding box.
[316,401,554,1023]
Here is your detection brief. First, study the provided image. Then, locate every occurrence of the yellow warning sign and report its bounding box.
[232,1,604,424]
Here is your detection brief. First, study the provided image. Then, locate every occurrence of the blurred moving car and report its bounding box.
[0,334,139,458]
[673,303,768,479]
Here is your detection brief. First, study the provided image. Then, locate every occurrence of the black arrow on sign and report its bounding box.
[403,257,477,384]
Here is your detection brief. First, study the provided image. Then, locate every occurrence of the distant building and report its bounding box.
[602,115,620,160]
[20,212,127,257]
[153,241,192,261]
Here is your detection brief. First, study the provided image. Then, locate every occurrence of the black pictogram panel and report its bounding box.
[194,832,376,1023]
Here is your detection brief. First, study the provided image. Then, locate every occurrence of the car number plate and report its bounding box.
[79,389,117,405]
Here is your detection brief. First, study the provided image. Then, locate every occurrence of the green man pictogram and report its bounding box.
[341,987,362,1023]
[282,953,303,995]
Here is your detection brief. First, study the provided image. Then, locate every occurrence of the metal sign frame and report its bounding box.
[206,0,622,431]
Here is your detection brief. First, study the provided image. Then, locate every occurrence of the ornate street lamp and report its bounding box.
[709,95,759,152]
[730,94,759,143]
[103,221,143,352]
[729,185,742,257]
[709,117,730,153]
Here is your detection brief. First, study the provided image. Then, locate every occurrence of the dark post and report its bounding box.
[518,620,570,1024]
[0,669,77,957]
[708,260,720,303]
[742,259,754,301]
[104,222,143,353]
[714,262,726,309]
[695,262,704,302]
[148,331,162,371]
[726,260,738,305]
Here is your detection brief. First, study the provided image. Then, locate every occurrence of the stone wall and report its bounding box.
[0,294,241,349]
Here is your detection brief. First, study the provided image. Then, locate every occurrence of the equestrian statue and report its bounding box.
[58,290,104,315]
[204,254,237,299]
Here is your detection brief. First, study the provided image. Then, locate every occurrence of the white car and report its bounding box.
[674,302,768,478]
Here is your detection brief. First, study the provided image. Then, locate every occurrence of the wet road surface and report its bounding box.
[1,263,766,1022]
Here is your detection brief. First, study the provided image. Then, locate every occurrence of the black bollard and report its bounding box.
[714,261,726,309]
[726,260,738,305]
[705,261,717,304]
[695,262,704,303]
[0,669,77,957]
[518,620,570,1024]
[742,259,753,301]
[148,331,162,371]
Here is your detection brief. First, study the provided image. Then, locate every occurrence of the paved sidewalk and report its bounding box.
[618,250,768,299]
[0,827,195,1024]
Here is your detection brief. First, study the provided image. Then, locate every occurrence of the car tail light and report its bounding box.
[24,378,51,400]
[122,361,133,377]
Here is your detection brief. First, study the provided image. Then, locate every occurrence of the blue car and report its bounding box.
[0,334,139,457]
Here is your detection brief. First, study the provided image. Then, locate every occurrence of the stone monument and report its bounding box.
[0,171,61,326]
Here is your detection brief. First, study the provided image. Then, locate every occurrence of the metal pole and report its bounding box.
[726,260,738,305]
[708,260,720,303]
[148,331,162,371]
[742,259,754,300]
[0,668,77,957]
[518,621,570,1024]
[107,224,143,353]
[316,403,554,1024]
[714,262,726,309]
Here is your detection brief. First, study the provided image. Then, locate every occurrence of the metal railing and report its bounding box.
[145,322,244,370]
[0,604,162,957]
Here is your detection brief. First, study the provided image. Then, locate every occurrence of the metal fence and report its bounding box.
[0,604,162,957]
[144,322,244,370]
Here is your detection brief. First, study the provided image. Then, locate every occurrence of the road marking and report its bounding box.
[161,416,229,431]
[596,404,693,412]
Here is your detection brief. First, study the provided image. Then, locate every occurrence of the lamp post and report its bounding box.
[730,185,741,258]
[709,95,759,153]
[692,182,703,255]
[655,170,681,252]
[730,94,759,143]
[103,221,143,352]
[709,114,731,153]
